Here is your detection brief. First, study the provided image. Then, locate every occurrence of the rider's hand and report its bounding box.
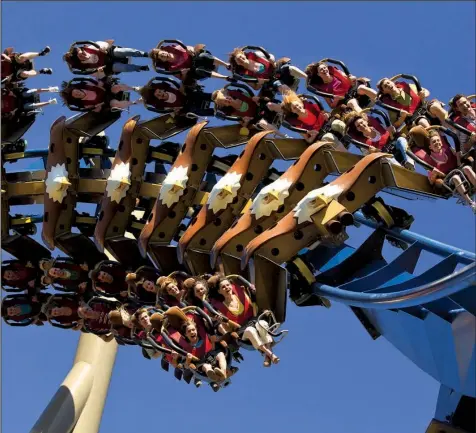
[387,125,396,136]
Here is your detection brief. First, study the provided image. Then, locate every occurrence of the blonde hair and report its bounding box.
[282,91,302,114]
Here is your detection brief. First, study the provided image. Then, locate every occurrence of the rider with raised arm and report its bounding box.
[63,39,150,75]
[376,77,448,129]
[344,111,415,170]
[59,78,142,112]
[449,94,476,153]
[1,46,52,83]
[306,61,377,111]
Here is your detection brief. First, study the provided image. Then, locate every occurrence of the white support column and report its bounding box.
[30,333,118,433]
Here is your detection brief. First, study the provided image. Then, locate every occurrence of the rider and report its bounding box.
[376,77,448,129]
[39,258,89,292]
[229,46,308,95]
[88,261,131,299]
[212,87,280,131]
[281,91,336,145]
[45,296,83,329]
[157,276,185,308]
[208,274,280,367]
[1,260,41,292]
[1,294,48,326]
[410,127,476,212]
[63,40,150,75]
[125,267,160,305]
[344,111,415,170]
[2,85,58,119]
[449,94,476,153]
[59,78,142,112]
[150,42,229,82]
[306,61,377,111]
[139,79,213,116]
[1,46,52,83]
[184,277,209,307]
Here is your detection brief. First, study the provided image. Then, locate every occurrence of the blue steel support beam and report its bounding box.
[310,262,476,310]
[354,211,476,264]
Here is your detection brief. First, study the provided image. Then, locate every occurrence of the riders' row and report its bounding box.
[3,81,475,210]
[2,42,475,210]
[2,258,286,390]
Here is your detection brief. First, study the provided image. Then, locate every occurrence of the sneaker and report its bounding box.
[214,368,226,380]
[39,68,53,75]
[49,98,58,105]
[48,86,59,93]
[39,46,51,57]
[141,51,150,58]
[471,202,476,214]
[132,86,142,92]
[139,65,150,72]
[404,160,415,171]
[206,369,219,382]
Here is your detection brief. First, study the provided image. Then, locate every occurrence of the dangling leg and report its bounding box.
[16,47,50,63]
[111,84,141,93]
[201,362,218,381]
[213,352,227,380]
[23,100,57,110]
[110,98,142,110]
[462,165,476,188]
[22,87,59,96]
[450,174,476,210]
[112,47,149,58]
[112,63,149,73]
[394,136,415,170]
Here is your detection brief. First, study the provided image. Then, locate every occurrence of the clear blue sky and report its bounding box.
[2,2,475,433]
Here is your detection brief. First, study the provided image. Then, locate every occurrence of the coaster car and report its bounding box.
[141,76,213,117]
[1,259,41,293]
[158,306,235,392]
[408,125,475,200]
[282,93,329,137]
[1,47,34,85]
[151,40,219,82]
[44,294,83,330]
[60,77,130,113]
[1,293,49,326]
[306,58,372,109]
[1,85,41,147]
[214,83,282,130]
[65,41,130,76]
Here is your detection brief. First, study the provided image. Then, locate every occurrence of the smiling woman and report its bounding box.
[1,2,475,433]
